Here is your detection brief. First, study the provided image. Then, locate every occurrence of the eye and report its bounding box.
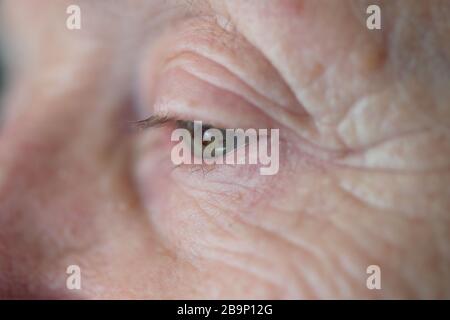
[133,115,258,167]
[175,120,230,160]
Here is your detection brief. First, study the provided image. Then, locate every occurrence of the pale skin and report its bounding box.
[0,0,449,299]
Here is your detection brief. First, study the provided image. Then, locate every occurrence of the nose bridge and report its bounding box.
[0,92,104,293]
[0,106,68,295]
[0,71,106,219]
[0,106,69,221]
[0,71,133,230]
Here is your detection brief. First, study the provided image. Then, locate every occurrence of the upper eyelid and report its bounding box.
[132,114,272,133]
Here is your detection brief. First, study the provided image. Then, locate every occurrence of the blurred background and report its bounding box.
[0,44,4,103]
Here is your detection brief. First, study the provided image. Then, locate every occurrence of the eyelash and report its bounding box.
[133,115,173,131]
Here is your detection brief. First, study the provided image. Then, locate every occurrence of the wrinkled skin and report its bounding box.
[0,0,449,299]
